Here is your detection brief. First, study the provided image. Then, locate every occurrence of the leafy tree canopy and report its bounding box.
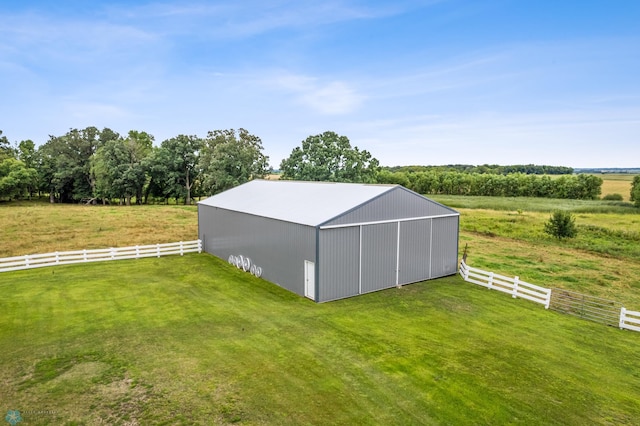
[0,130,16,161]
[199,128,270,195]
[0,158,38,200]
[280,131,379,183]
[91,132,153,205]
[159,134,202,204]
[38,127,117,202]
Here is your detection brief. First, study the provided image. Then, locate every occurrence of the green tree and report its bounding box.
[91,131,156,205]
[91,132,152,205]
[376,170,410,187]
[631,175,640,208]
[544,211,578,239]
[0,158,38,200]
[0,130,16,161]
[159,135,202,204]
[37,127,112,202]
[143,147,173,203]
[280,131,379,183]
[199,128,269,195]
[17,140,36,169]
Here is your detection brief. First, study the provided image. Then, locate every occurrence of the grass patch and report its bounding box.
[431,195,638,213]
[1,255,639,424]
[0,201,198,257]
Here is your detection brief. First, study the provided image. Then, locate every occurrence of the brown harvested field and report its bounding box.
[599,174,635,200]
[0,201,198,257]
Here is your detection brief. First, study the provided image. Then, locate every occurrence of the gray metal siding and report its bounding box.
[199,183,459,303]
[198,205,315,297]
[361,223,398,293]
[430,216,460,278]
[398,219,432,285]
[318,227,359,302]
[324,187,456,227]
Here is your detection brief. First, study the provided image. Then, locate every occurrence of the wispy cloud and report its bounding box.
[270,72,364,114]
[347,107,640,167]
[101,0,439,38]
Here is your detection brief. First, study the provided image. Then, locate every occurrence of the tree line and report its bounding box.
[377,169,603,199]
[1,128,622,203]
[386,164,574,175]
[0,127,268,204]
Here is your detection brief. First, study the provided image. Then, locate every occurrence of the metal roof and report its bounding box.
[198,180,398,227]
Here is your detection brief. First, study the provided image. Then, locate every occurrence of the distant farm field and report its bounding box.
[598,174,635,201]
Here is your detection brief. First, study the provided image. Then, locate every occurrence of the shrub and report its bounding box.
[631,176,640,208]
[544,210,578,239]
[602,193,623,201]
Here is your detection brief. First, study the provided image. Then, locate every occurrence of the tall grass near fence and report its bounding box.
[1,255,639,424]
[0,202,198,257]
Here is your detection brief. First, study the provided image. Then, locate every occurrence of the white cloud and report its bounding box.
[270,72,363,114]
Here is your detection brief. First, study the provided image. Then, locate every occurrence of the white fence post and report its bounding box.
[156,243,161,258]
[488,272,494,290]
[544,290,551,309]
[460,260,468,281]
[55,252,60,265]
[513,276,519,299]
[198,239,202,253]
[620,307,626,330]
[110,248,115,260]
[180,241,184,256]
[24,255,29,268]
[83,249,87,262]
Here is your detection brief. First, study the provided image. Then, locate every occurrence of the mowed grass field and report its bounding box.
[1,255,639,425]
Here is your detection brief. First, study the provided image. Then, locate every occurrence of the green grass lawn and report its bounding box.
[1,254,639,425]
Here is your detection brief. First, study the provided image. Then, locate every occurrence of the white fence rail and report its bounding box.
[459,259,551,309]
[459,259,639,333]
[0,240,202,273]
[620,308,640,332]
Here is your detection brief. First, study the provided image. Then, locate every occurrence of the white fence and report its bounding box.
[620,308,640,332]
[459,259,551,308]
[0,240,202,273]
[459,259,639,333]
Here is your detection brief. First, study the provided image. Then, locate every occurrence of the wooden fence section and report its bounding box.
[0,240,202,273]
[459,259,551,308]
[620,308,640,332]
[549,288,622,327]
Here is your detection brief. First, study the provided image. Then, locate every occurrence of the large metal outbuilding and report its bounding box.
[198,180,459,302]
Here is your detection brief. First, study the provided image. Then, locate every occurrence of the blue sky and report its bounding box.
[1,0,639,168]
